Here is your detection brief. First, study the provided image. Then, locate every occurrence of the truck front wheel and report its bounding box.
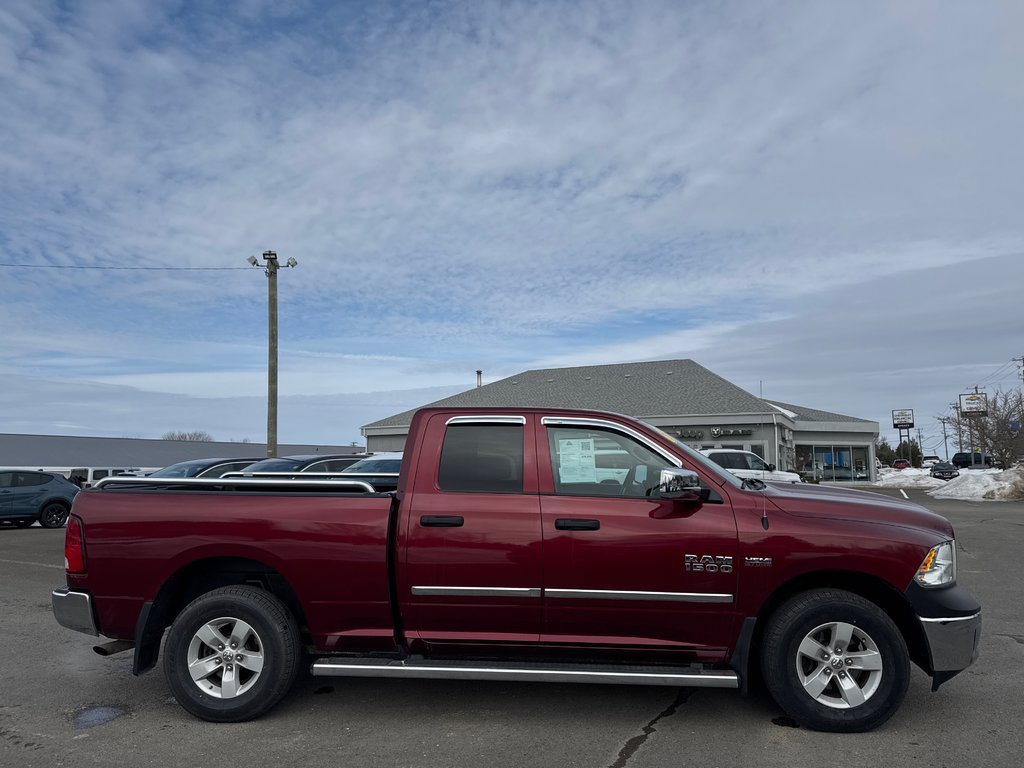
[760,588,909,732]
[164,586,301,722]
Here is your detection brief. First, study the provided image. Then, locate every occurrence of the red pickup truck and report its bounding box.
[52,407,980,732]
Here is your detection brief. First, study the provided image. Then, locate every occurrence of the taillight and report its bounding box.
[65,516,87,573]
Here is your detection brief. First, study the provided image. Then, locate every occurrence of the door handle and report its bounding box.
[419,515,465,527]
[555,518,600,531]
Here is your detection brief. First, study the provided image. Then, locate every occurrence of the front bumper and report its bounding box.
[52,587,99,636]
[905,582,981,689]
[920,612,981,676]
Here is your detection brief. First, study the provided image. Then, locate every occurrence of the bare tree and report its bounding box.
[945,388,1024,468]
[162,430,215,441]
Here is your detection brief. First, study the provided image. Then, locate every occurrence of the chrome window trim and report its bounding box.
[412,586,542,598]
[445,415,527,426]
[540,417,682,467]
[545,588,733,604]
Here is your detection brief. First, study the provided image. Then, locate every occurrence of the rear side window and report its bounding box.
[15,472,50,486]
[438,424,524,493]
[708,453,742,470]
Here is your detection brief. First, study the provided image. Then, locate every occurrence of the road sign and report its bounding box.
[960,393,988,416]
[892,409,914,429]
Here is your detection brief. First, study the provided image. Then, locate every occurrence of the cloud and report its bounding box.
[0,0,1021,445]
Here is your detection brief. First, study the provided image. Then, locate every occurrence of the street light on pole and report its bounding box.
[248,250,298,457]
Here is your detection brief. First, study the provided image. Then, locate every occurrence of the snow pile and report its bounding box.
[928,467,1024,501]
[874,469,944,490]
[871,466,1024,500]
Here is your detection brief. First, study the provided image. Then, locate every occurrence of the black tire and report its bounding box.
[38,502,69,528]
[760,588,909,732]
[163,586,301,722]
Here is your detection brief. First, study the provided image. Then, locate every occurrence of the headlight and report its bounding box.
[915,540,957,587]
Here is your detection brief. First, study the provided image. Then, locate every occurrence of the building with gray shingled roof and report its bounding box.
[361,359,879,481]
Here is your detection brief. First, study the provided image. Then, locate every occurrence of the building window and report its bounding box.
[796,443,872,482]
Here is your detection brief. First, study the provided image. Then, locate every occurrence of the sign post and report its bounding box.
[892,409,915,463]
[959,393,989,467]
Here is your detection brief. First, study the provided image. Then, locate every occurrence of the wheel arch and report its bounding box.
[133,556,308,675]
[739,570,930,685]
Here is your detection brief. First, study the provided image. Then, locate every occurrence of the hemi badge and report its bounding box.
[744,557,773,568]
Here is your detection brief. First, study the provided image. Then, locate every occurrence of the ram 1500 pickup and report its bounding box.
[52,407,981,732]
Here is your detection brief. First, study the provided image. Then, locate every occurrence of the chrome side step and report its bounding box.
[310,657,739,688]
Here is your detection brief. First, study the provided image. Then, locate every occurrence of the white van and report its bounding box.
[699,449,802,483]
[66,467,151,488]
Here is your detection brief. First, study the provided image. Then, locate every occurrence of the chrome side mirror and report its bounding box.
[650,468,709,502]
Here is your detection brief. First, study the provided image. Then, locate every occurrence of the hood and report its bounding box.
[763,482,954,539]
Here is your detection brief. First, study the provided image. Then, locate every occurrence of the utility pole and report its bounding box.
[248,251,298,457]
[940,417,949,460]
[951,403,963,452]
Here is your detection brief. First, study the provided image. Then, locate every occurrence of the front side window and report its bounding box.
[745,454,769,472]
[438,424,523,493]
[547,427,668,498]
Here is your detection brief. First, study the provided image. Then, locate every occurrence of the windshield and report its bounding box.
[643,423,744,488]
[149,459,212,478]
[342,457,402,473]
[243,457,307,472]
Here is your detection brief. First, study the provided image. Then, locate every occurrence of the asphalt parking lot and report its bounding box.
[1,490,1022,768]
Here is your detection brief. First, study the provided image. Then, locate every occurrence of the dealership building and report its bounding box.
[362,359,880,482]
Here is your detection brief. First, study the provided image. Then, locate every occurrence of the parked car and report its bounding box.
[892,459,912,470]
[817,466,870,481]
[148,457,262,479]
[699,449,801,483]
[340,452,403,474]
[930,462,960,481]
[241,454,369,475]
[950,453,993,469]
[0,469,78,527]
[921,455,941,468]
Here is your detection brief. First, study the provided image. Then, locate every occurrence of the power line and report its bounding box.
[0,263,250,271]
[971,359,1018,389]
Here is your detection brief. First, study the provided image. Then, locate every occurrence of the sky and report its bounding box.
[1,0,1022,453]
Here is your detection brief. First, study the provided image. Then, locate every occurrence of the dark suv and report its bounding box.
[950,452,993,469]
[0,470,79,528]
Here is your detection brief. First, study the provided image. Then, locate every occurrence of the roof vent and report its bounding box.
[624,374,632,378]
[666,371,674,375]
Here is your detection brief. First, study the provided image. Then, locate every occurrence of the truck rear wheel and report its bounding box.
[760,588,909,732]
[164,586,301,722]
